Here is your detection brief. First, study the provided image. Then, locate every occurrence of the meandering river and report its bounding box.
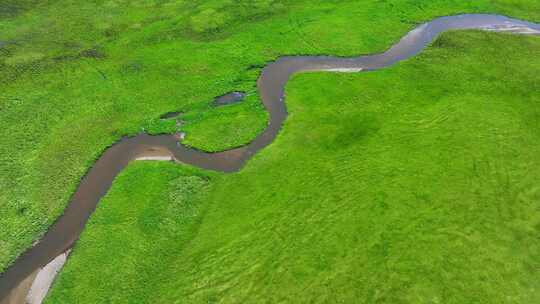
[1,14,539,304]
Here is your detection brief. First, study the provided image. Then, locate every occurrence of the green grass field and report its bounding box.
[2,1,540,274]
[44,31,540,303]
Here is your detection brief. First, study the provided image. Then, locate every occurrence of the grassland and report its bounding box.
[2,1,540,274]
[44,31,540,303]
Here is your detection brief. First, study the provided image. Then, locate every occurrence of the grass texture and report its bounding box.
[2,0,539,272]
[45,31,540,303]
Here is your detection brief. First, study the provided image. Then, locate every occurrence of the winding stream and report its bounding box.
[1,14,539,303]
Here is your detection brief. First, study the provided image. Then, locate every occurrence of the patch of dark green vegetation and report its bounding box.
[0,0,42,18]
[46,31,540,303]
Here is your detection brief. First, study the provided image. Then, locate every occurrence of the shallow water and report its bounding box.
[213,91,246,106]
[0,14,539,303]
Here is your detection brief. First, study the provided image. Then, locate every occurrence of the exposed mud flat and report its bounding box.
[0,251,69,304]
[0,270,37,304]
[0,14,539,303]
[25,251,70,304]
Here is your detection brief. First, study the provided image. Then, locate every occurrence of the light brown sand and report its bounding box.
[26,250,70,304]
[0,270,38,304]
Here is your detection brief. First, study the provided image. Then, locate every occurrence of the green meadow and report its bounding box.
[45,31,540,303]
[0,0,539,302]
